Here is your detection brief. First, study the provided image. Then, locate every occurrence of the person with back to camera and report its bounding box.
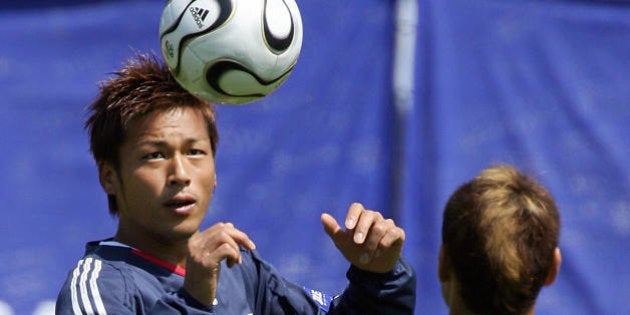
[55,53,416,314]
[438,165,562,315]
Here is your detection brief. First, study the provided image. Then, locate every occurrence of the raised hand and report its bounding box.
[321,202,405,274]
[184,222,256,306]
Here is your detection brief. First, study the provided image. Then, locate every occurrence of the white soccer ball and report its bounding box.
[159,0,303,105]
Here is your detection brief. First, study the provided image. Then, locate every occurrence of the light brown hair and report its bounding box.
[441,165,560,314]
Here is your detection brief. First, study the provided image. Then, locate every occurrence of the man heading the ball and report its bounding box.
[55,54,416,314]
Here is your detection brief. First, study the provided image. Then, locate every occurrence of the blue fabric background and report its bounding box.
[0,1,628,314]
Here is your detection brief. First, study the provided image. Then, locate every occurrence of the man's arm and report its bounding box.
[55,257,220,315]
[329,258,416,314]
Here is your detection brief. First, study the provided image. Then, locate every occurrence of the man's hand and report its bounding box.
[321,202,405,273]
[184,222,256,306]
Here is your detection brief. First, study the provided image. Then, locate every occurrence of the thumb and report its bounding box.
[321,213,342,238]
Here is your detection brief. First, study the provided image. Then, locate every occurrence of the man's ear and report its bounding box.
[98,161,117,195]
[438,245,451,283]
[544,247,562,286]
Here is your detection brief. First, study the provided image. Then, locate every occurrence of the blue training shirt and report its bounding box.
[56,239,416,314]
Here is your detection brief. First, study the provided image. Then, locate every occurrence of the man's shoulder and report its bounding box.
[85,240,137,269]
[62,240,137,285]
[58,240,170,300]
[56,240,173,314]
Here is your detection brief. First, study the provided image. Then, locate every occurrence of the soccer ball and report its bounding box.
[159,0,303,105]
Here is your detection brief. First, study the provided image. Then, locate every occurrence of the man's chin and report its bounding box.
[171,222,203,239]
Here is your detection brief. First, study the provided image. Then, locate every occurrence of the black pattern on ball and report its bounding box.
[206,60,295,98]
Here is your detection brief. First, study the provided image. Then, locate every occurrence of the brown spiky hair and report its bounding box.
[84,53,218,215]
[441,165,560,315]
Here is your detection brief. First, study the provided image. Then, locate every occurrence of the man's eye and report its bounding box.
[144,152,165,160]
[188,149,205,156]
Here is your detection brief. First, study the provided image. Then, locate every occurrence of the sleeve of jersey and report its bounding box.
[55,257,216,315]
[246,251,415,315]
[245,250,328,314]
[56,257,134,315]
[327,258,417,315]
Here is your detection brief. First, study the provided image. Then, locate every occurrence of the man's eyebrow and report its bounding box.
[134,139,167,147]
[134,138,208,147]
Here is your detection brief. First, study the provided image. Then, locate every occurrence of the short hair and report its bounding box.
[441,165,560,315]
[84,53,219,216]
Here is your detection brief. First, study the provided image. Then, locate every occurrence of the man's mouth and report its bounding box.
[164,197,196,214]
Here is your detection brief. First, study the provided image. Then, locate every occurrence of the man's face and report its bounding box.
[101,107,216,246]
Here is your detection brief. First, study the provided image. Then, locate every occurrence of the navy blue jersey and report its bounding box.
[56,240,416,314]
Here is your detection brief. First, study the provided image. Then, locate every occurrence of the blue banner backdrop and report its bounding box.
[1,1,628,314]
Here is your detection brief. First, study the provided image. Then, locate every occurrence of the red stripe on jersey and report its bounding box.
[131,249,187,277]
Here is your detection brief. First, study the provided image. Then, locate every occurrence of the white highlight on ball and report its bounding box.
[265,0,292,39]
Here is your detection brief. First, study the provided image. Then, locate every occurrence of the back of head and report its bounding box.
[441,165,560,315]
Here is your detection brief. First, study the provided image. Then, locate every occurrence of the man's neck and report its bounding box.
[114,230,189,268]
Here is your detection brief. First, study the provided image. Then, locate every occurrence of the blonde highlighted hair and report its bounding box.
[442,165,560,315]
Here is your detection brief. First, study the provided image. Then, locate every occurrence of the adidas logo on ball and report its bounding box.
[189,7,210,29]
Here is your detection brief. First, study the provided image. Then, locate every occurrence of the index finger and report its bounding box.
[345,202,365,230]
[203,222,257,251]
[228,226,257,251]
